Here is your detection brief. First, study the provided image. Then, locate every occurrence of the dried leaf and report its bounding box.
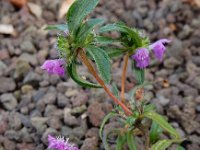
[59,0,75,19]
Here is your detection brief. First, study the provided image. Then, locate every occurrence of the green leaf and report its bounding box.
[95,36,120,45]
[112,83,120,99]
[144,111,180,139]
[116,134,126,150]
[143,104,156,113]
[66,0,99,36]
[132,60,145,84]
[151,139,173,150]
[127,131,137,150]
[99,112,117,139]
[99,23,127,33]
[45,24,68,31]
[102,47,126,58]
[86,46,111,83]
[176,145,185,150]
[150,121,163,144]
[67,62,101,88]
[76,18,104,45]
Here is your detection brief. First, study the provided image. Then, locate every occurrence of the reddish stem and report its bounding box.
[121,54,129,103]
[78,49,132,116]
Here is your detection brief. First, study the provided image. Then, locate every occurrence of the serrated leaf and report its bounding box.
[116,134,126,150]
[86,46,111,83]
[127,131,137,150]
[76,18,104,45]
[66,0,99,36]
[151,139,173,150]
[99,112,117,140]
[102,47,126,58]
[95,36,120,45]
[144,111,180,139]
[67,62,101,88]
[132,60,145,84]
[99,23,127,33]
[45,24,68,31]
[150,121,163,144]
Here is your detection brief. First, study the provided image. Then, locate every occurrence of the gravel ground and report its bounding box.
[0,0,200,150]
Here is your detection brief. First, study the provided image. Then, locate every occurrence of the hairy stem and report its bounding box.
[121,53,129,103]
[144,129,150,150]
[78,49,132,116]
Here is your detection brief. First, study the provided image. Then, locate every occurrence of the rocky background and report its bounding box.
[0,0,200,150]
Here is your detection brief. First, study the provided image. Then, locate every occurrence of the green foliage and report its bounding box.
[127,131,137,150]
[66,0,99,36]
[99,112,117,140]
[103,47,126,58]
[94,36,120,45]
[76,18,104,46]
[176,145,185,150]
[57,34,70,59]
[67,62,101,88]
[132,61,145,84]
[116,134,126,150]
[144,111,180,139]
[151,139,183,150]
[150,121,163,144]
[86,46,111,83]
[45,24,68,31]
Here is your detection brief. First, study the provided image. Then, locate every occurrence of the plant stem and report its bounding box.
[78,49,132,116]
[121,53,129,103]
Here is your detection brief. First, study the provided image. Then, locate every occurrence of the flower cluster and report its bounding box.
[41,59,65,76]
[48,135,79,150]
[132,39,171,69]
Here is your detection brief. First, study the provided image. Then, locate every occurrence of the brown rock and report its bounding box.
[87,102,105,127]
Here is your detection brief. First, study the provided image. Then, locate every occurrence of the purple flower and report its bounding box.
[132,48,150,69]
[149,39,171,61]
[41,59,65,76]
[48,135,79,150]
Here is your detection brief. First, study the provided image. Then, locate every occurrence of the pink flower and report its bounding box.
[149,39,171,61]
[48,135,79,150]
[41,59,65,76]
[132,48,150,69]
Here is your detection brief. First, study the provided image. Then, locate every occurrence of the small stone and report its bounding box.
[71,93,88,107]
[5,130,21,141]
[86,128,99,140]
[0,49,9,60]
[21,85,33,94]
[31,117,48,129]
[64,108,79,126]
[0,93,17,110]
[164,57,181,69]
[44,105,63,118]
[80,137,98,150]
[10,0,27,8]
[19,53,37,66]
[87,102,105,127]
[0,77,16,93]
[27,2,42,18]
[0,61,7,76]
[20,106,29,115]
[167,39,183,57]
[71,105,87,115]
[20,40,36,54]
[57,93,71,108]
[23,72,41,87]
[156,94,170,106]
[42,93,56,104]
[47,117,62,129]
[9,112,22,130]
[33,89,46,102]
[16,143,35,150]
[14,60,31,79]
[3,138,16,150]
